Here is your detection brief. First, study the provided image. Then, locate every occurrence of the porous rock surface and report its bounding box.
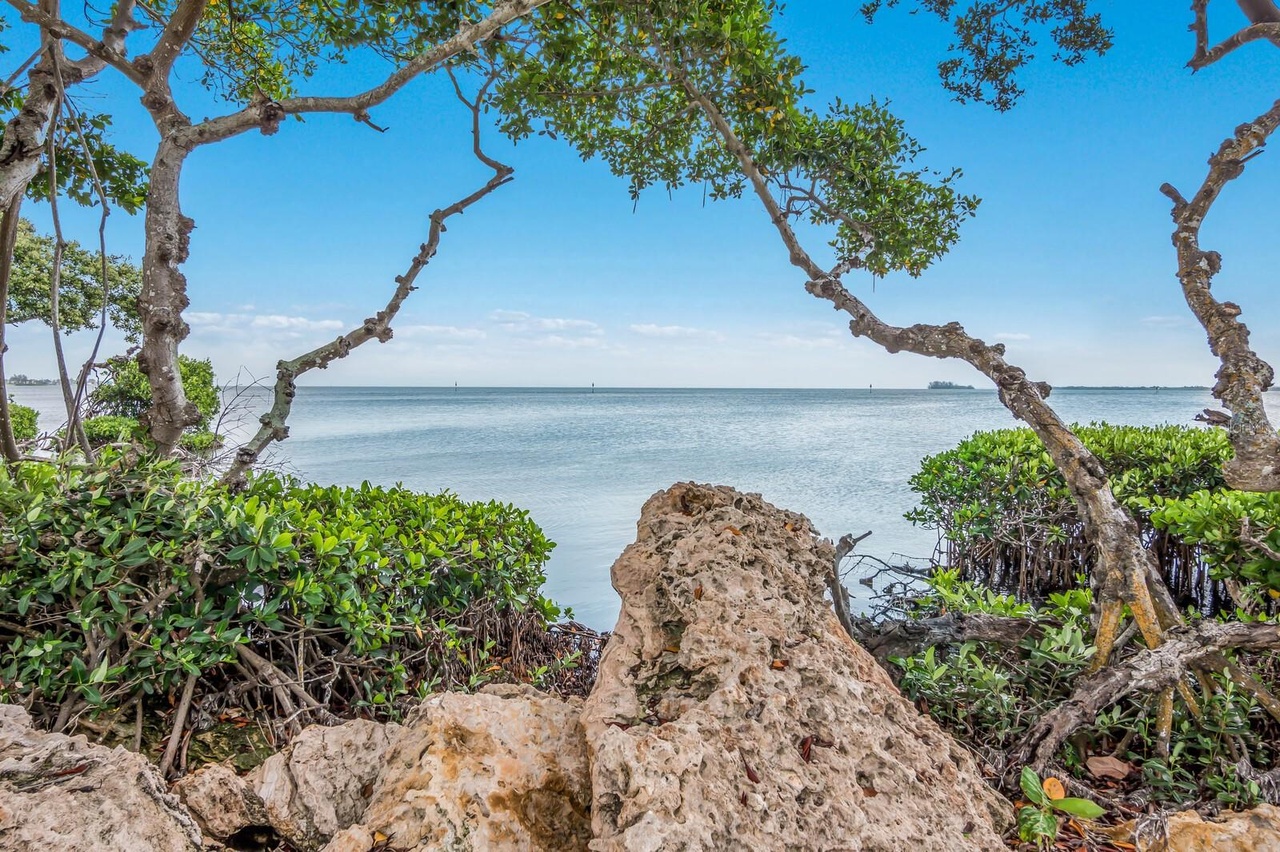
[1135,803,1280,851]
[581,482,1011,851]
[173,760,270,842]
[0,704,201,852]
[325,683,591,852]
[251,718,397,850]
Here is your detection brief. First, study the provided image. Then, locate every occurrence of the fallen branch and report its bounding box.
[1014,620,1280,770]
[853,611,1049,666]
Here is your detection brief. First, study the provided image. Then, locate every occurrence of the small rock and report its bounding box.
[173,761,269,843]
[1128,804,1280,851]
[0,704,202,852]
[327,684,591,852]
[250,718,396,851]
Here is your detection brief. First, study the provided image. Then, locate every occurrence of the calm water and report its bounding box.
[12,385,1250,628]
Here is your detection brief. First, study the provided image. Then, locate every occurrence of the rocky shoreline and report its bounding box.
[2,484,1277,851]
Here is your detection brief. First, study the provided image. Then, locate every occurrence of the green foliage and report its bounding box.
[910,423,1280,604]
[88,355,219,430]
[495,0,978,276]
[1147,490,1280,600]
[0,87,150,215]
[6,219,142,339]
[908,423,1247,608]
[893,573,1278,810]
[895,576,1092,746]
[1017,767,1104,849]
[174,0,493,102]
[1091,668,1273,809]
[0,450,559,728]
[80,415,143,445]
[859,0,1114,111]
[8,401,36,442]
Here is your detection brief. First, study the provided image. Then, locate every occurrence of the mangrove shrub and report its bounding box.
[907,424,1265,611]
[0,450,560,747]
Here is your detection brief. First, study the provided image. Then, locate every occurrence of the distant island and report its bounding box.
[927,381,975,390]
[9,375,56,386]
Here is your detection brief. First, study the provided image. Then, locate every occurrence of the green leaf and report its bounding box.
[1049,797,1105,820]
[1020,767,1046,806]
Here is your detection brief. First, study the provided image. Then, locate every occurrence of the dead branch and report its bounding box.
[158,671,196,777]
[853,611,1049,666]
[1013,620,1280,770]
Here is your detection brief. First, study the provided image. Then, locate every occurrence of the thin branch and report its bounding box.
[0,194,25,463]
[185,0,555,147]
[43,89,92,456]
[222,70,513,484]
[1,44,48,94]
[56,93,116,419]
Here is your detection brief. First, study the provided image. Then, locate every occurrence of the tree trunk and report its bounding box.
[0,194,25,462]
[136,135,200,453]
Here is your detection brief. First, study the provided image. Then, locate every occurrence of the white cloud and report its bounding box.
[756,331,843,351]
[629,323,724,342]
[1140,315,1190,327]
[398,324,487,342]
[489,309,601,335]
[250,315,345,332]
[187,311,344,333]
[537,335,606,350]
[995,332,1032,341]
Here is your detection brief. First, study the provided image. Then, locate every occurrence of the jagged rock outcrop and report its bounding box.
[326,684,591,852]
[581,482,1012,851]
[0,704,201,852]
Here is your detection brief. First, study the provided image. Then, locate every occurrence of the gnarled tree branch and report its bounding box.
[1013,620,1280,770]
[1161,97,1280,491]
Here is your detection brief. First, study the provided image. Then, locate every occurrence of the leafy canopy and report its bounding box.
[6,219,142,338]
[493,0,978,276]
[859,0,1113,111]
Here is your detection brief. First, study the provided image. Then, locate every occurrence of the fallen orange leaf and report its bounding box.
[1043,776,1066,801]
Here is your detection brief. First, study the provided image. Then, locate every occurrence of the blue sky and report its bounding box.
[6,2,1280,388]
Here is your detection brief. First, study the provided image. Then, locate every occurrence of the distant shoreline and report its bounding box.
[213,384,1217,392]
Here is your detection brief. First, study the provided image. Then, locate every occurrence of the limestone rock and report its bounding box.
[1132,804,1280,851]
[582,483,1012,852]
[0,704,202,852]
[173,760,269,844]
[250,718,396,850]
[326,684,591,852]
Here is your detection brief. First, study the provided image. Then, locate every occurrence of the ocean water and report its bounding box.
[11,385,1250,628]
